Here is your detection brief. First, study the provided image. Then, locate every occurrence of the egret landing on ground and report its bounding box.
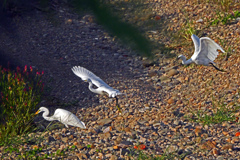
[35,107,86,129]
[178,34,225,72]
[71,66,126,112]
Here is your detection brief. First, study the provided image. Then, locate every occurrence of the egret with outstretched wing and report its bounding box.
[178,34,225,72]
[71,66,125,112]
[35,107,86,129]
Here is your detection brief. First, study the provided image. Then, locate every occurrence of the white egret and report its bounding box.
[35,107,86,129]
[178,34,225,72]
[71,66,125,112]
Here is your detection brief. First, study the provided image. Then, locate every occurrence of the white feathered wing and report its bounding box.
[72,66,123,98]
[191,34,225,65]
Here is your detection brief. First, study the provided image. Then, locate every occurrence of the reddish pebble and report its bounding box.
[235,132,240,136]
[155,15,161,20]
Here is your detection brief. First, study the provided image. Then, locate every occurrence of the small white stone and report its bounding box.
[196,19,203,23]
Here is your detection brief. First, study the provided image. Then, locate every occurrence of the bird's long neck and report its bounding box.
[181,56,193,65]
[88,81,102,94]
[42,109,56,121]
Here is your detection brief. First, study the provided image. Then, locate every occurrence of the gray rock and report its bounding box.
[98,118,112,126]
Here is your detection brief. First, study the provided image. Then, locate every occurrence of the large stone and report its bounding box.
[168,69,179,77]
[98,118,112,126]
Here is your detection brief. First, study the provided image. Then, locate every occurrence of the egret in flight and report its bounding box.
[71,66,125,112]
[178,34,225,72]
[35,107,86,129]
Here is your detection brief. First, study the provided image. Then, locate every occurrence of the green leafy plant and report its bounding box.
[0,65,44,145]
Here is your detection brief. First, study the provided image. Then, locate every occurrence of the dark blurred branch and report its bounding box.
[71,0,153,58]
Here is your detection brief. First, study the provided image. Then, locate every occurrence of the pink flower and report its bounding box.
[30,66,33,72]
[29,87,31,90]
[24,88,27,92]
[42,71,44,75]
[36,72,40,75]
[24,65,27,73]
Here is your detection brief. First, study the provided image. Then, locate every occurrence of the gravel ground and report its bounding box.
[1,0,240,159]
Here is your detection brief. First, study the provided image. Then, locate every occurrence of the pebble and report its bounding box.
[196,19,203,23]
[168,69,179,77]
[216,156,225,160]
[98,118,112,126]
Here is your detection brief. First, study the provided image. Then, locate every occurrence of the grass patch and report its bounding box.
[210,11,240,26]
[127,145,190,160]
[212,0,234,12]
[2,145,66,159]
[189,100,238,125]
[179,20,199,41]
[194,106,235,125]
[198,0,236,12]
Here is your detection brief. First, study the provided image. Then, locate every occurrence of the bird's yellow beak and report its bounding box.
[84,80,88,82]
[35,110,40,115]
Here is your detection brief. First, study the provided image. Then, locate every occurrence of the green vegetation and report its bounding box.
[211,11,240,26]
[179,20,199,41]
[128,146,190,160]
[2,145,66,159]
[188,97,239,125]
[0,65,44,145]
[197,0,235,12]
[211,0,234,12]
[193,106,236,125]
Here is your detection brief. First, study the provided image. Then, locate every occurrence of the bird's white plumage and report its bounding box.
[191,34,201,53]
[71,66,123,98]
[179,34,225,66]
[72,66,107,88]
[36,107,86,129]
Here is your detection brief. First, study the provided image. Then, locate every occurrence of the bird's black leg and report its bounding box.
[209,63,226,72]
[115,97,121,113]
